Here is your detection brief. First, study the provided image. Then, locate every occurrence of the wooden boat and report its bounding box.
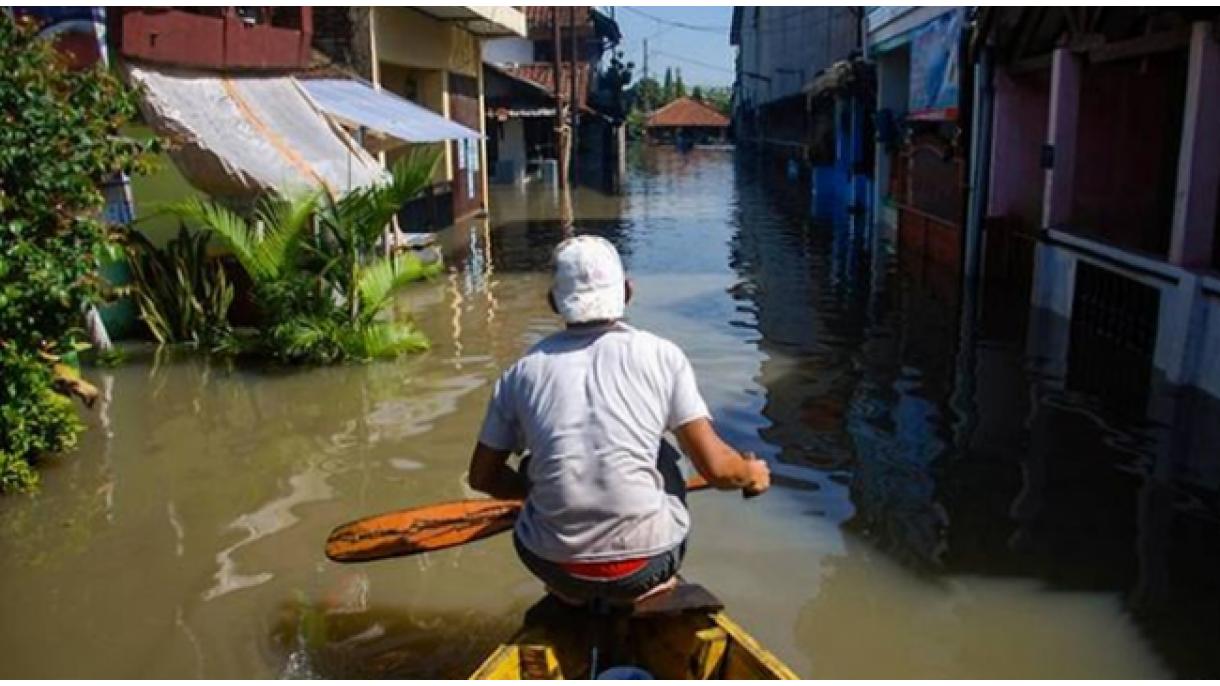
[471,582,798,680]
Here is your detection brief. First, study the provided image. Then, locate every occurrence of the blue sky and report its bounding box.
[605,6,736,88]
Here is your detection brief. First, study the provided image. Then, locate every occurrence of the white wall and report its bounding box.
[483,36,534,65]
[1031,230,1220,400]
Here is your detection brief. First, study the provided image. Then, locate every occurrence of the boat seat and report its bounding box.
[630,581,724,618]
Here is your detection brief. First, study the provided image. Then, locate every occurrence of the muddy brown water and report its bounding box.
[2,148,1217,678]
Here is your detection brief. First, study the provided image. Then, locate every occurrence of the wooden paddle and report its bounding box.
[326,474,712,563]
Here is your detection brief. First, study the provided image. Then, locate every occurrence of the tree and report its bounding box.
[632,76,662,112]
[598,49,635,119]
[0,13,158,492]
[691,85,704,102]
[701,86,733,115]
[674,69,687,99]
[662,67,674,103]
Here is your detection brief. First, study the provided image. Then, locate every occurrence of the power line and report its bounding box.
[621,6,730,34]
[649,49,735,75]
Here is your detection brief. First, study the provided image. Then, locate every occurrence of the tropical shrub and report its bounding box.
[0,12,157,492]
[171,151,444,364]
[124,225,235,347]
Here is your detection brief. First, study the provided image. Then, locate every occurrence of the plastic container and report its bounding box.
[597,665,653,680]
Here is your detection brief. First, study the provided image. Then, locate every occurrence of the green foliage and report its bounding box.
[625,108,649,141]
[700,86,733,116]
[124,225,235,347]
[173,151,443,364]
[0,13,157,493]
[631,76,662,112]
[673,68,687,99]
[0,346,84,493]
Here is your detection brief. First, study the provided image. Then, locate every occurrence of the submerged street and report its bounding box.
[2,148,1217,678]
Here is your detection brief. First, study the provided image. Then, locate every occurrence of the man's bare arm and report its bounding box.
[468,442,528,500]
[673,418,770,495]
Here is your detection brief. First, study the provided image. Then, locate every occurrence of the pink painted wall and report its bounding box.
[1071,52,1188,256]
[987,69,1050,232]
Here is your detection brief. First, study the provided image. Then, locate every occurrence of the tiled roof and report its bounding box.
[523,6,592,30]
[645,97,730,129]
[502,63,590,108]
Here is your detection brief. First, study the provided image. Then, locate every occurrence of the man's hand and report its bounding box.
[674,418,771,498]
[742,452,771,497]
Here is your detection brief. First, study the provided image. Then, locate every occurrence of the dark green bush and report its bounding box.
[0,12,158,492]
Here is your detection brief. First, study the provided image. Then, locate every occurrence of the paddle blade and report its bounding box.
[325,498,524,563]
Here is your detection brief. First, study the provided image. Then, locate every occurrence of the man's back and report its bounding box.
[478,322,709,563]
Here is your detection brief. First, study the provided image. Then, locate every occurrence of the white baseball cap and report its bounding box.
[550,235,626,324]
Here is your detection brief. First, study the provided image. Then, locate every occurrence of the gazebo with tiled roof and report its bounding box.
[644,97,730,145]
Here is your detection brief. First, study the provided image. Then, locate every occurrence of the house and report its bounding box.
[643,97,729,145]
[731,7,872,224]
[865,7,967,271]
[482,6,626,190]
[111,7,313,71]
[107,7,526,233]
[312,7,527,229]
[969,7,1220,401]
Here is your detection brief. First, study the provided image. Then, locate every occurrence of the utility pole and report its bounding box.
[642,38,650,110]
[570,5,579,182]
[552,7,568,189]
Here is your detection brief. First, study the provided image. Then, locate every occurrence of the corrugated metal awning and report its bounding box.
[127,65,385,199]
[298,78,482,144]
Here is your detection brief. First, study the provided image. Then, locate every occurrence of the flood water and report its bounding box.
[2,148,1218,678]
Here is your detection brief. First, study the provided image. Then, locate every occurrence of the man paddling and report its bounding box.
[468,235,770,605]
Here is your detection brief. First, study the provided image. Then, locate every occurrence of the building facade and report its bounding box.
[313,7,526,226]
[865,6,967,269]
[482,6,625,190]
[731,7,873,225]
[972,7,1220,400]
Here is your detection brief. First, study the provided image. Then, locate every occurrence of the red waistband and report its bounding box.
[559,558,649,580]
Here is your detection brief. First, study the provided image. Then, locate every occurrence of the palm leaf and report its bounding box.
[167,197,270,279]
[334,149,441,247]
[356,253,442,313]
[347,322,430,359]
[252,190,320,276]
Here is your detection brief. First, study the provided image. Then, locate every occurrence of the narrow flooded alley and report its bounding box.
[2,148,1217,678]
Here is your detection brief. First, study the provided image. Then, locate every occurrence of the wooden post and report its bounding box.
[570,7,579,180]
[1168,21,1220,267]
[552,7,567,189]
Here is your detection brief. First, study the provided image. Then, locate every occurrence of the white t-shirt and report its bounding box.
[478,322,710,563]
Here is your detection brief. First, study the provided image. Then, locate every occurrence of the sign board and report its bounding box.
[908,8,963,121]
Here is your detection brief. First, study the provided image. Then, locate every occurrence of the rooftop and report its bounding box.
[645,97,731,129]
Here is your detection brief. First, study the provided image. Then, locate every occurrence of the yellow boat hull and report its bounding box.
[470,586,798,680]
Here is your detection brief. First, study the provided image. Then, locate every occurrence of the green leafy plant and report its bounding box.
[171,151,443,364]
[124,225,235,347]
[0,12,158,492]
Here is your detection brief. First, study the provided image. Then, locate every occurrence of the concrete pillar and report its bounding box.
[1041,48,1081,229]
[1168,21,1220,267]
[873,47,910,235]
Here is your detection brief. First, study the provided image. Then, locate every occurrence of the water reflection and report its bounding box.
[719,152,1217,675]
[0,148,1216,678]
